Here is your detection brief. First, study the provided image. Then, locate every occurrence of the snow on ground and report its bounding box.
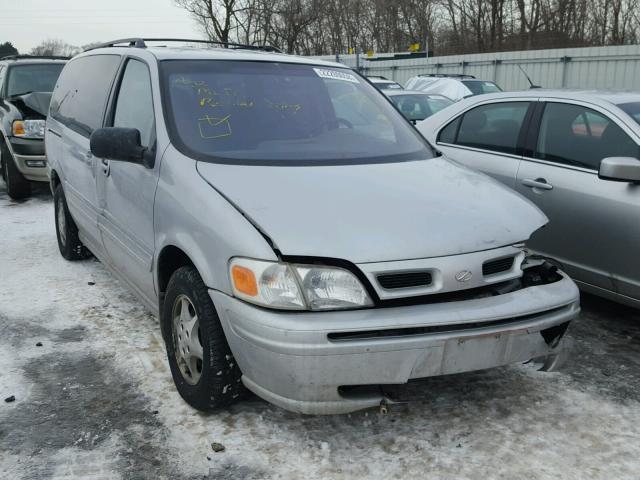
[1,180,639,480]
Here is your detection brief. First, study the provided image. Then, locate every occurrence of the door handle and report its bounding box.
[521,178,553,191]
[100,158,110,176]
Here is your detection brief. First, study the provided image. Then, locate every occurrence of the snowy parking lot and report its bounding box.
[1,180,640,480]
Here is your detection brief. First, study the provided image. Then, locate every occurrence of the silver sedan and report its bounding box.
[418,90,640,308]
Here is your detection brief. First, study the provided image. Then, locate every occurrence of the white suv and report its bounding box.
[405,74,502,101]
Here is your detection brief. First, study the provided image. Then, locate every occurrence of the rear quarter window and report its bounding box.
[438,117,461,143]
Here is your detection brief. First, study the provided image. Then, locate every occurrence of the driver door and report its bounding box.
[96,58,160,306]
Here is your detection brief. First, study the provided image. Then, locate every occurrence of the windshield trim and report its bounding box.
[158,59,434,166]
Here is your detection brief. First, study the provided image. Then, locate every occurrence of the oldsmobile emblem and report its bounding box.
[455,270,473,282]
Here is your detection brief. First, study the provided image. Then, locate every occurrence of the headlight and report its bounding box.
[229,258,373,311]
[12,120,45,138]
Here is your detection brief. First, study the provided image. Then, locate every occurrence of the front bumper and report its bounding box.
[211,272,580,415]
[6,137,48,182]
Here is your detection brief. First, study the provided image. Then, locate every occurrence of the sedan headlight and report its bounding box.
[13,120,45,139]
[229,258,373,311]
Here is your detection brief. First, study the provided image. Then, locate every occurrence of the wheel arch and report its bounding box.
[156,244,221,310]
[49,168,61,192]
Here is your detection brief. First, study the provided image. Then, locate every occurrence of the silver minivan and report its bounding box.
[46,39,579,415]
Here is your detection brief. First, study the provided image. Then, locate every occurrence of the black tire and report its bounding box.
[54,183,91,260]
[0,141,5,181]
[2,141,30,200]
[162,266,244,411]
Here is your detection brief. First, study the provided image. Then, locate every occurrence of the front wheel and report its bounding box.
[162,266,244,411]
[1,142,30,200]
[54,183,91,260]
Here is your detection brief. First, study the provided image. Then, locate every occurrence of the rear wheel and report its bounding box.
[1,142,30,199]
[54,183,91,260]
[162,266,244,411]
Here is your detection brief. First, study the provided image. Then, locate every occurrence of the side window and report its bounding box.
[455,102,529,154]
[50,55,121,136]
[536,103,638,170]
[0,66,5,94]
[112,59,154,148]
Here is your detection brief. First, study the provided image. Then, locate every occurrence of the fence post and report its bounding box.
[560,56,572,87]
[493,59,501,82]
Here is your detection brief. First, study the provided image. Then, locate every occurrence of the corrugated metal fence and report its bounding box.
[312,44,640,91]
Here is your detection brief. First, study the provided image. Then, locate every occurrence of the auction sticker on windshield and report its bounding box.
[313,68,359,83]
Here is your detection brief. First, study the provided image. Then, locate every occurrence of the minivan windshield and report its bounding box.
[6,63,64,97]
[618,102,640,126]
[161,60,432,164]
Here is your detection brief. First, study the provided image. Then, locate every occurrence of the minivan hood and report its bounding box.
[197,158,547,263]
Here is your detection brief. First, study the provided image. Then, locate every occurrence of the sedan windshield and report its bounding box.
[6,63,64,97]
[618,102,640,126]
[161,60,431,164]
[390,94,453,121]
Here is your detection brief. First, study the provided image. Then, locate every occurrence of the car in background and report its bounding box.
[417,90,640,308]
[385,90,453,123]
[0,55,67,199]
[47,38,579,415]
[367,75,403,91]
[405,74,502,102]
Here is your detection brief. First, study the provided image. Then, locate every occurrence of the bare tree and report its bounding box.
[30,39,79,57]
[175,0,239,43]
[174,0,640,56]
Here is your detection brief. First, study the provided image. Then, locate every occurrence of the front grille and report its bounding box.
[483,256,515,276]
[377,271,432,290]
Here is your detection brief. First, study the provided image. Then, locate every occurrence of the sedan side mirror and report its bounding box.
[599,157,640,183]
[90,127,147,165]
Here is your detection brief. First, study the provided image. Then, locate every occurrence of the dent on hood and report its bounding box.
[196,158,550,263]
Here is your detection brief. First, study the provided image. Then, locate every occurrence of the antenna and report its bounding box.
[517,64,541,89]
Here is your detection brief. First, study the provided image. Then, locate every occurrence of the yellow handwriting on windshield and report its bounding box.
[265,99,302,114]
[198,114,232,139]
[173,76,254,109]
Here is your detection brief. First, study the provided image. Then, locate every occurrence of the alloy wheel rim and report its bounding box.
[172,294,203,385]
[57,199,67,246]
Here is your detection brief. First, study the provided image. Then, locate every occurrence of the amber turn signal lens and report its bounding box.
[12,121,25,136]
[231,265,258,297]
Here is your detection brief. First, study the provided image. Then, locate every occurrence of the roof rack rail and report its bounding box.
[83,38,282,53]
[367,75,389,80]
[418,73,476,79]
[0,54,70,61]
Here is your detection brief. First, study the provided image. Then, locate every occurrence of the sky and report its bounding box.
[2,0,202,53]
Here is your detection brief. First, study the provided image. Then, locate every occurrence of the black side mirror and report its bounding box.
[598,157,640,183]
[90,127,152,166]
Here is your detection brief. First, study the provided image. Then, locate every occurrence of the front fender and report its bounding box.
[153,147,277,296]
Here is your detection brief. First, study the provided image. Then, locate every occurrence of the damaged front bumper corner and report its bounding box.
[210,268,580,415]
